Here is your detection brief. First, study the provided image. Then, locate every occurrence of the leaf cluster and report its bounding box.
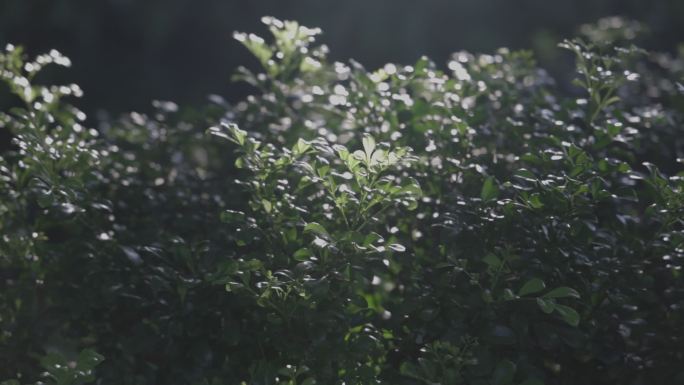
[1,16,684,385]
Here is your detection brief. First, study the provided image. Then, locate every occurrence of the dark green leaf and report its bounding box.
[543,287,580,299]
[555,304,580,326]
[519,278,546,296]
[537,298,556,314]
[304,222,329,237]
[481,176,499,201]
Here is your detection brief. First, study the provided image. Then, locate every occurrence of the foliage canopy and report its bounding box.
[1,16,683,385]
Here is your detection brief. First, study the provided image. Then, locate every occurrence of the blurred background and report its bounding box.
[1,0,683,115]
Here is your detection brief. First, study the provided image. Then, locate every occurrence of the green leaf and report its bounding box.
[40,352,67,373]
[555,304,580,326]
[604,95,621,107]
[304,222,329,237]
[234,32,273,69]
[293,248,312,261]
[243,259,263,271]
[363,232,384,246]
[77,348,105,369]
[293,138,311,155]
[518,278,546,296]
[400,362,423,380]
[225,122,247,145]
[353,150,366,162]
[536,298,555,314]
[514,168,537,182]
[362,135,376,158]
[528,194,544,209]
[317,165,330,177]
[220,210,245,223]
[37,190,55,208]
[543,287,580,299]
[234,157,244,168]
[261,199,273,213]
[481,176,499,201]
[388,243,406,252]
[370,149,387,166]
[399,180,422,197]
[483,253,502,269]
[334,144,350,160]
[207,125,231,141]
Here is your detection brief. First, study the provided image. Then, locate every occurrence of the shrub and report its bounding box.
[1,16,683,385]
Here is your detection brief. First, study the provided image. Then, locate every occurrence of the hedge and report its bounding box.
[1,16,683,385]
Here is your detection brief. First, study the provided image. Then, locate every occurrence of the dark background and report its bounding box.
[1,0,683,115]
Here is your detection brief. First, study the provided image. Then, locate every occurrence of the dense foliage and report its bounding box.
[1,16,683,385]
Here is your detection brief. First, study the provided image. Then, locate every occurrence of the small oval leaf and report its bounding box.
[543,287,580,299]
[304,222,329,238]
[518,278,546,296]
[536,298,555,314]
[554,304,580,326]
[481,176,499,201]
